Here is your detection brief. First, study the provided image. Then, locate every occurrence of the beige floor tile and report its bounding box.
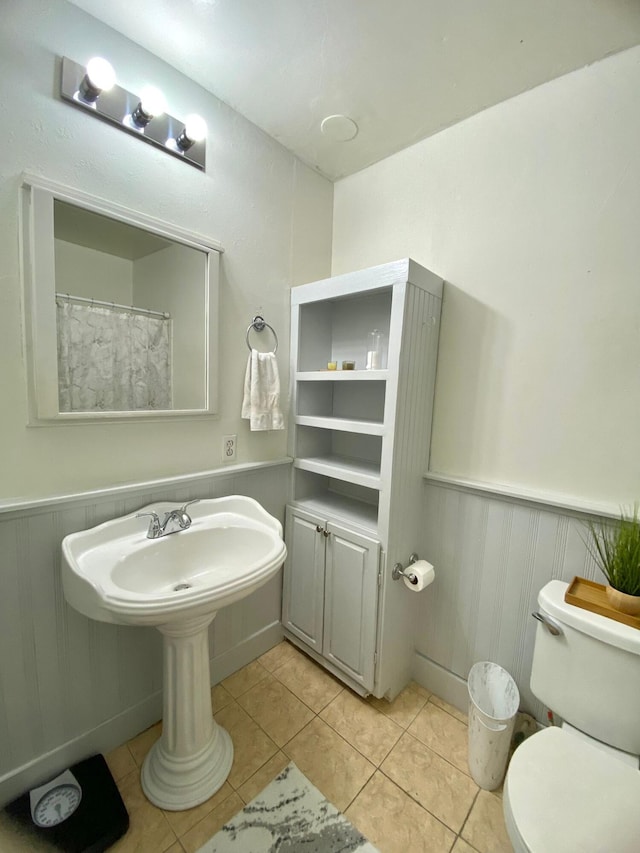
[430,695,469,724]
[461,790,514,853]
[214,701,278,788]
[236,751,291,803]
[409,702,471,775]
[127,721,162,767]
[221,660,269,698]
[381,732,478,833]
[164,843,185,853]
[345,771,456,853]
[258,639,300,672]
[106,743,137,782]
[111,768,176,853]
[452,839,480,853]
[237,673,314,746]
[272,650,343,712]
[162,782,233,837]
[211,683,233,713]
[368,680,430,728]
[284,717,375,812]
[180,792,243,853]
[320,688,403,765]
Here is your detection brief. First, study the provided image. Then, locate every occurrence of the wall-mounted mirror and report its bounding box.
[21,174,221,423]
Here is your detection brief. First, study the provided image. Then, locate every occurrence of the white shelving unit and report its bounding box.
[283,258,443,699]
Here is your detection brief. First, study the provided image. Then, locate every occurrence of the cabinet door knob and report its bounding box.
[323,529,330,537]
[316,525,324,534]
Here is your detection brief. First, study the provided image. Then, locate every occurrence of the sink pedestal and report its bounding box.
[141,614,233,810]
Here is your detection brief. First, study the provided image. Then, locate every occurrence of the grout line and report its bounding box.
[341,766,374,813]
[310,704,379,766]
[376,764,462,838]
[459,787,481,840]
[399,728,476,782]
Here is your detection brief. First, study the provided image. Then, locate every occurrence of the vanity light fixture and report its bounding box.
[60,56,206,170]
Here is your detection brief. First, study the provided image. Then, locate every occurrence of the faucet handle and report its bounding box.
[136,511,162,537]
[179,499,200,514]
[137,511,160,522]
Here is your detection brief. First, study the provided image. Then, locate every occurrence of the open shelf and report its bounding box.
[297,289,392,373]
[296,380,386,426]
[293,492,378,534]
[294,455,381,490]
[296,370,388,382]
[295,415,385,436]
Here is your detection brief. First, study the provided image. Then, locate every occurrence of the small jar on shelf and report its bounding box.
[366,330,385,370]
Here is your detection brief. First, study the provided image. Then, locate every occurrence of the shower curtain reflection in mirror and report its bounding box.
[56,299,172,412]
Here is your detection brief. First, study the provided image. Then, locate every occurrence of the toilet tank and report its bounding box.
[531,580,640,754]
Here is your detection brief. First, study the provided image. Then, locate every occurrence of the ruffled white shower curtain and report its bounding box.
[56,301,172,412]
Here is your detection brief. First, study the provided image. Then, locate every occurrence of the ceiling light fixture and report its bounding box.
[60,56,206,171]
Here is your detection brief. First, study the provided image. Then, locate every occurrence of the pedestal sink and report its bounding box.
[61,496,286,810]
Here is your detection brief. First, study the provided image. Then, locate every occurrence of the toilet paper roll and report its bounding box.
[404,560,435,591]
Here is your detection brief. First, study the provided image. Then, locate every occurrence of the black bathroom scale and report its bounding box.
[3,754,129,852]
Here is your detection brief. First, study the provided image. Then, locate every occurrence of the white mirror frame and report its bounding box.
[20,173,222,424]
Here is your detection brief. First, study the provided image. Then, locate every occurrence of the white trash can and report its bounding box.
[467,661,520,790]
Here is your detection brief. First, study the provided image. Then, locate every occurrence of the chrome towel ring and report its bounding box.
[246,315,278,353]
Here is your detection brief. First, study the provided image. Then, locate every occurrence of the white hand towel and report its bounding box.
[241,349,285,431]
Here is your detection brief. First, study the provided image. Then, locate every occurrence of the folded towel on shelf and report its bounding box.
[242,349,285,431]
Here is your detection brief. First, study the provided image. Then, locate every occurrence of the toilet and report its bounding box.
[503,580,640,852]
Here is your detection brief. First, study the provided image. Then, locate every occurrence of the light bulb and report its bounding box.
[131,86,167,127]
[79,57,116,103]
[139,86,166,118]
[176,114,207,151]
[184,114,207,142]
[85,57,116,91]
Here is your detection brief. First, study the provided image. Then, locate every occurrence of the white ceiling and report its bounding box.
[68,0,640,181]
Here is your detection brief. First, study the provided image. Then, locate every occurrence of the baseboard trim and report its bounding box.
[412,651,469,715]
[0,622,284,807]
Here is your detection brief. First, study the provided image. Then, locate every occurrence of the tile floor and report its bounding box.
[3,641,515,852]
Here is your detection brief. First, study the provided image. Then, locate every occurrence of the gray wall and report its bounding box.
[414,479,604,720]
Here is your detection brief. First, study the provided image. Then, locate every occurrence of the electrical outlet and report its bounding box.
[222,434,237,463]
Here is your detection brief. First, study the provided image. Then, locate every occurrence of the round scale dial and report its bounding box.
[29,769,83,829]
[33,783,81,827]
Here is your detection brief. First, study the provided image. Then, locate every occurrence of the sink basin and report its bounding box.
[61,496,286,811]
[62,495,286,625]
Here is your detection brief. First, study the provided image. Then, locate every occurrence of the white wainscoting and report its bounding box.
[0,460,290,805]
[413,477,605,720]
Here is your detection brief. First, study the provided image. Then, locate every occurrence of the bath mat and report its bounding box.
[196,762,379,852]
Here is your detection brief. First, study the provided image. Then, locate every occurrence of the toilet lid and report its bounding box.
[505,727,640,853]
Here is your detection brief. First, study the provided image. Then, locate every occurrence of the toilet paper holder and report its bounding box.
[392,553,420,585]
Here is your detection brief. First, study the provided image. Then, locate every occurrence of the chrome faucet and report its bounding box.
[137,500,199,539]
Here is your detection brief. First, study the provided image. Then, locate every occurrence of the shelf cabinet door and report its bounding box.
[282,506,326,651]
[323,522,380,691]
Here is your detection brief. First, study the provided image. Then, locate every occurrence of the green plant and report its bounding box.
[585,506,640,596]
